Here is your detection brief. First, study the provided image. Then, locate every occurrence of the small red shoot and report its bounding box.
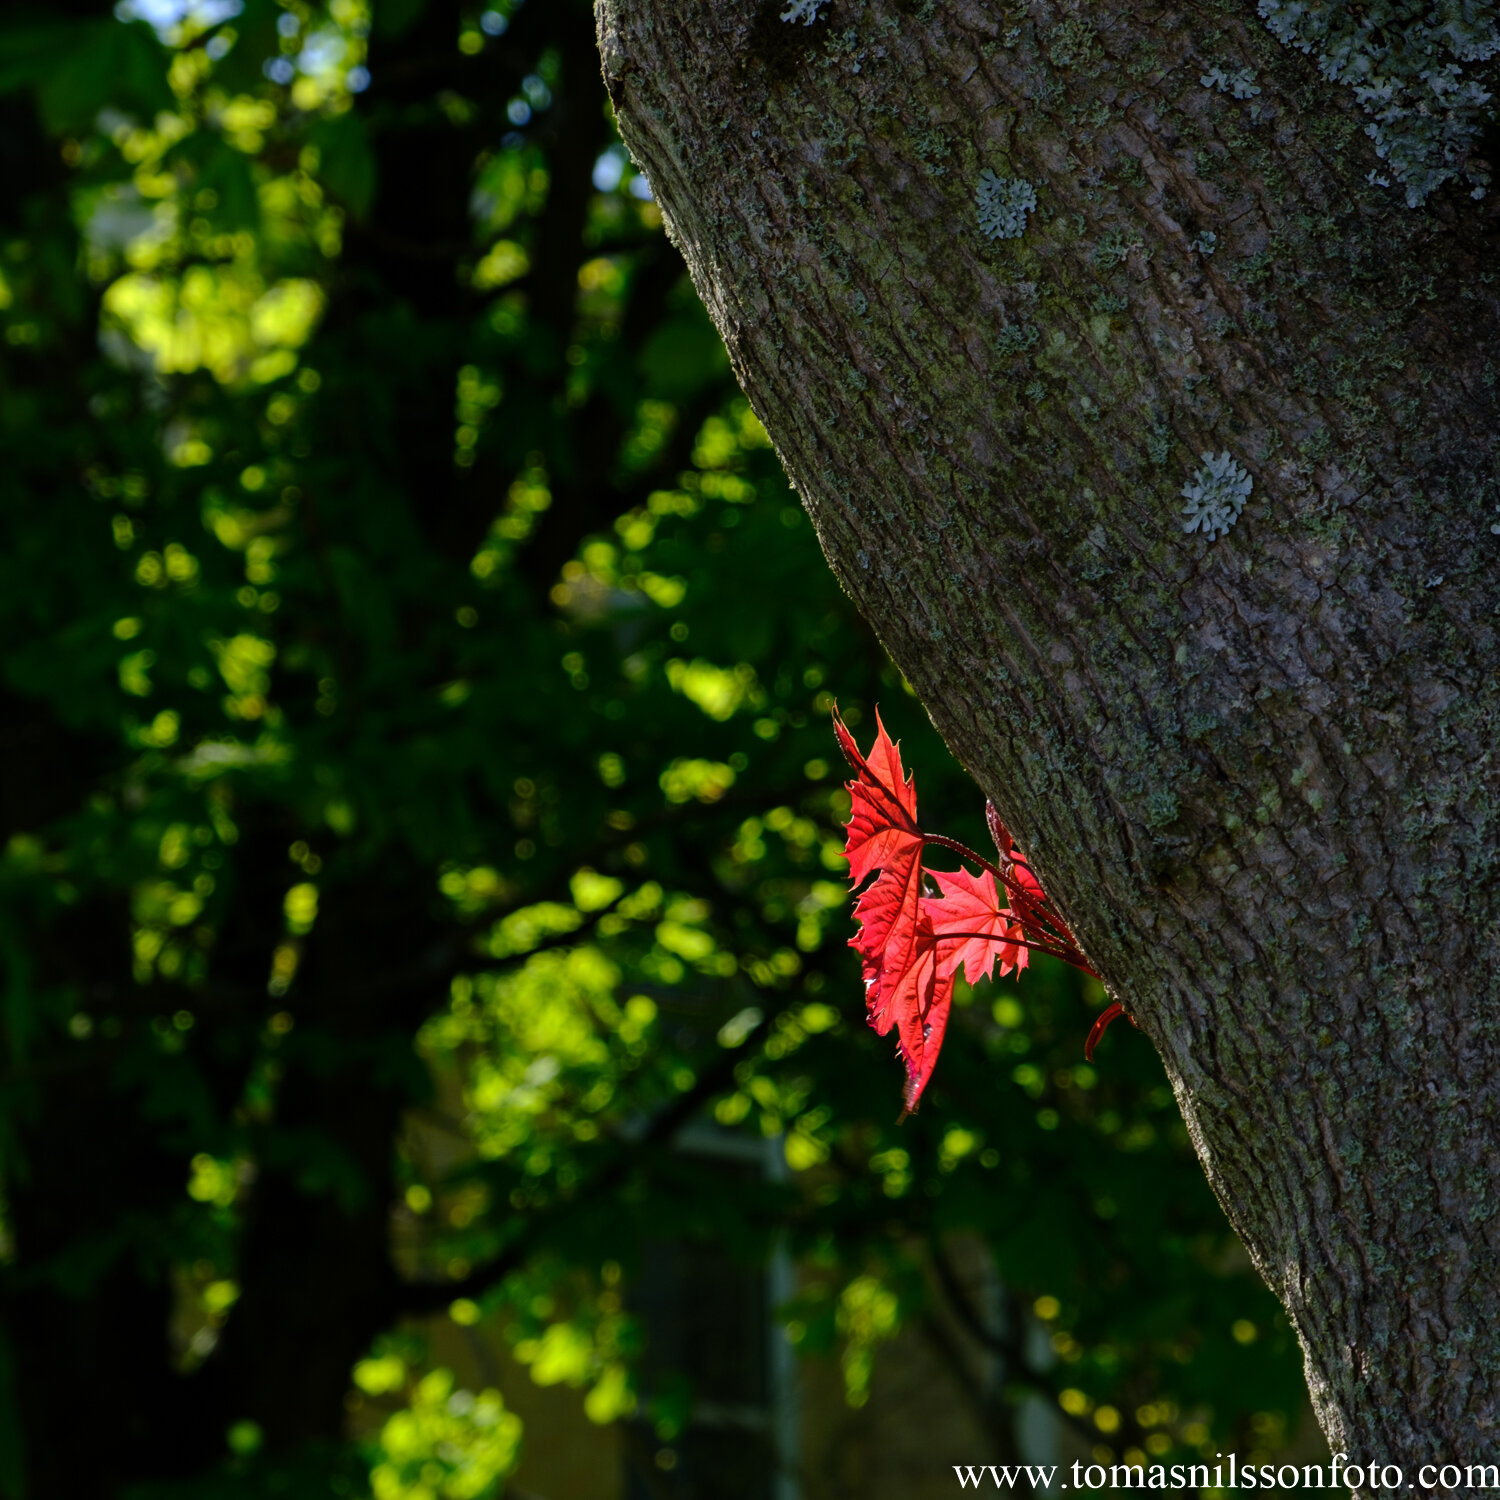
[1084,1001,1127,1062]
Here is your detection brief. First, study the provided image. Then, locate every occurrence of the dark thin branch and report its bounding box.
[916,1309,1035,1500]
[927,1239,1149,1459]
[927,1241,1085,1441]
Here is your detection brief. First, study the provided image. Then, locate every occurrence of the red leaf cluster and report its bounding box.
[833,705,1101,1113]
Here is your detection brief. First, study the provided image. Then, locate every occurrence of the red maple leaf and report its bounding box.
[832,706,920,888]
[923,866,1029,985]
[833,704,1108,1113]
[873,909,950,1117]
[833,707,944,1108]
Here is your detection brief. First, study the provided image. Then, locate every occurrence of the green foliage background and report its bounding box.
[0,0,1310,1494]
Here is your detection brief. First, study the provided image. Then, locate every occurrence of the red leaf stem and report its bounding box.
[931,930,1102,976]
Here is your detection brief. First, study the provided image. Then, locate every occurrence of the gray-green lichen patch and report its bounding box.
[996,320,1039,355]
[780,0,830,23]
[976,169,1037,239]
[1181,451,1253,539]
[1201,64,1261,98]
[1257,0,1500,204]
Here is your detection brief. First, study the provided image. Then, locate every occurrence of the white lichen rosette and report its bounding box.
[1181,451,1253,540]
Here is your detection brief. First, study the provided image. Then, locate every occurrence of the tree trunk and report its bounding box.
[594,0,1500,1477]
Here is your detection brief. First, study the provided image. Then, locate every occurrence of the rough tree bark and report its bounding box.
[594,0,1500,1479]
